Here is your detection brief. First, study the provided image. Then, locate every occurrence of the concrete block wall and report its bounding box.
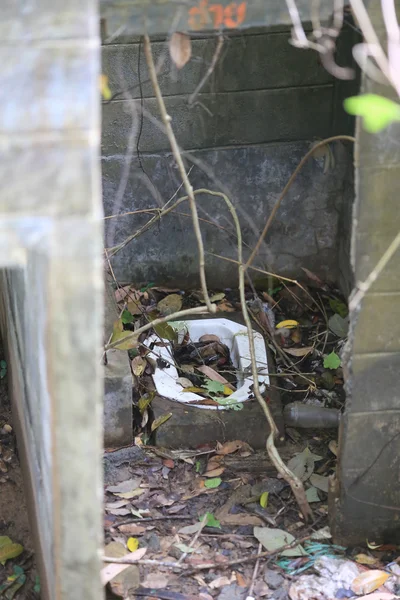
[331,0,400,545]
[102,25,359,288]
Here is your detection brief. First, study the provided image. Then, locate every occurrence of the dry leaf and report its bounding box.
[210,292,225,302]
[106,479,141,493]
[329,440,338,456]
[151,412,172,432]
[101,562,131,586]
[236,572,247,587]
[285,346,313,357]
[287,447,323,482]
[254,527,307,557]
[220,514,263,526]
[177,377,193,388]
[142,573,170,589]
[105,500,130,509]
[309,473,329,493]
[163,458,175,469]
[216,440,249,455]
[157,293,183,315]
[199,334,221,343]
[118,524,146,535]
[107,507,131,516]
[355,554,379,566]
[351,570,390,595]
[196,365,235,390]
[131,356,146,377]
[114,489,145,499]
[169,32,192,69]
[356,594,397,600]
[115,286,131,303]
[209,575,235,589]
[217,300,236,312]
[127,299,144,315]
[204,467,225,478]
[179,522,203,535]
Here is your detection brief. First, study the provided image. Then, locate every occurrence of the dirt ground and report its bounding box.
[0,376,39,599]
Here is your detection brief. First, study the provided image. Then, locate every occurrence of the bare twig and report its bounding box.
[177,514,208,565]
[245,135,356,271]
[211,190,312,519]
[188,34,224,105]
[246,543,262,600]
[349,229,400,312]
[143,34,215,313]
[105,305,209,350]
[101,531,315,572]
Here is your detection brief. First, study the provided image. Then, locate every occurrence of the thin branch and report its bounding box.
[212,190,312,519]
[105,305,209,350]
[349,229,400,312]
[143,34,215,314]
[246,543,262,600]
[177,514,207,565]
[188,34,224,105]
[245,135,356,271]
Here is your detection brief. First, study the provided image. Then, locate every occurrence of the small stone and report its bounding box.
[264,568,285,590]
[142,532,160,552]
[217,584,246,600]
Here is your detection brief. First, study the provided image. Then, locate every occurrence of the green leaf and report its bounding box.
[323,351,341,370]
[253,527,307,557]
[140,282,155,292]
[204,477,222,489]
[260,491,269,508]
[329,298,348,318]
[121,309,134,324]
[204,379,225,394]
[200,512,221,528]
[195,460,201,473]
[306,486,321,503]
[33,575,41,594]
[0,360,6,369]
[153,322,178,342]
[344,94,400,133]
[287,447,323,482]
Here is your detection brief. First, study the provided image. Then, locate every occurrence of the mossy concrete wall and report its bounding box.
[330,0,400,545]
[0,2,104,599]
[102,24,358,288]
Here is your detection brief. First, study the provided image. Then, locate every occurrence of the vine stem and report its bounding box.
[143,35,215,314]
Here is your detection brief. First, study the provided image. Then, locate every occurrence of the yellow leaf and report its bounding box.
[355,553,378,566]
[99,74,112,100]
[131,356,146,377]
[0,542,24,564]
[138,392,155,414]
[151,412,172,432]
[127,537,139,552]
[260,491,269,508]
[351,570,390,595]
[182,387,206,394]
[110,330,138,350]
[276,320,299,329]
[223,386,233,396]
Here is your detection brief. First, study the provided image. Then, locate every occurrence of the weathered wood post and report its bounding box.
[0,2,104,598]
[330,0,400,544]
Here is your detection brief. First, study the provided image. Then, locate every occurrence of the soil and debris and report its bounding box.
[0,373,40,599]
[101,277,400,600]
